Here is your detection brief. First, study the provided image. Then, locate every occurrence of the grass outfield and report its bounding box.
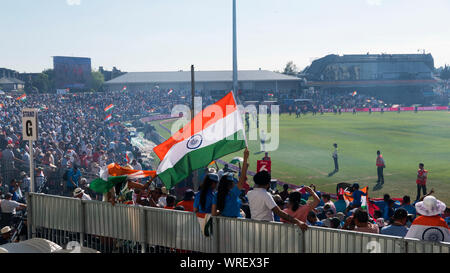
[150,111,450,204]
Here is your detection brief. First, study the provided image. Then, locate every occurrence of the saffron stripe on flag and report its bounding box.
[153,92,238,160]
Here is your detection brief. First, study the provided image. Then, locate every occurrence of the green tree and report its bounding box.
[42,69,55,92]
[441,65,450,80]
[283,61,298,75]
[33,73,50,93]
[90,70,105,92]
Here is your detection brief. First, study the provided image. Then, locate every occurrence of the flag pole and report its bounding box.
[191,65,199,191]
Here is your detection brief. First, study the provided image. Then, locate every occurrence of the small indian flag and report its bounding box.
[154,91,247,188]
[104,114,112,122]
[104,104,115,112]
[16,94,27,101]
[122,86,127,92]
[168,89,174,95]
[343,186,368,210]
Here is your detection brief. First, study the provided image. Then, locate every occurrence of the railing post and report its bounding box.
[140,207,147,253]
[213,217,220,253]
[299,229,306,253]
[80,200,85,247]
[27,192,33,240]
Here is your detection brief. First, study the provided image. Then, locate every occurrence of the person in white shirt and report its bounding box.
[73,188,92,201]
[1,193,27,215]
[247,171,308,231]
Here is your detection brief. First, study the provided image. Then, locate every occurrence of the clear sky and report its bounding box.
[2,0,450,73]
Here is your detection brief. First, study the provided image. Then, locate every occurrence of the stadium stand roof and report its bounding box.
[105,70,299,84]
[0,77,24,84]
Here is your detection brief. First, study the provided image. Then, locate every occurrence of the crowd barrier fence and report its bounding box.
[28,193,450,253]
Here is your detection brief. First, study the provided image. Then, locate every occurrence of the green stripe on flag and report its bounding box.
[89,175,128,194]
[158,131,246,189]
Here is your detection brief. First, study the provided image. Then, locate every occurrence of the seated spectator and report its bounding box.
[329,217,342,229]
[373,194,400,221]
[73,188,91,201]
[317,204,334,220]
[158,187,168,207]
[400,195,416,219]
[279,184,290,202]
[273,194,284,222]
[373,210,383,221]
[380,208,409,237]
[177,189,195,212]
[281,188,320,224]
[306,211,324,226]
[406,196,449,242]
[322,193,336,214]
[247,171,307,230]
[164,195,176,210]
[353,208,379,234]
[193,174,219,215]
[0,226,13,245]
[334,194,347,213]
[0,193,27,228]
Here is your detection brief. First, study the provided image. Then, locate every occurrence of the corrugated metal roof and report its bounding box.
[105,70,300,84]
[0,77,25,84]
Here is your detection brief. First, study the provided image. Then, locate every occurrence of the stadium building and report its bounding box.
[304,53,438,104]
[104,70,301,100]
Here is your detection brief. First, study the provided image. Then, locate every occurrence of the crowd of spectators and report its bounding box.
[0,89,190,243]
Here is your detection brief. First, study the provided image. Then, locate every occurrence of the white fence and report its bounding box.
[28,193,450,253]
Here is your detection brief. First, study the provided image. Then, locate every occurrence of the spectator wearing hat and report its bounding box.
[0,226,13,245]
[177,190,195,212]
[380,208,409,237]
[406,196,449,242]
[73,188,91,201]
[247,171,308,231]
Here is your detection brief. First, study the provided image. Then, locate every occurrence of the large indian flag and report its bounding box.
[154,91,247,188]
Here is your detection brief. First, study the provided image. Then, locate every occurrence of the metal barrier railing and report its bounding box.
[28,193,450,253]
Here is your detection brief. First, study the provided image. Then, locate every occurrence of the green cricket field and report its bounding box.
[151,111,450,204]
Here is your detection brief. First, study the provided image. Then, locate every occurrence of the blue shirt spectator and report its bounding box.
[380,225,409,237]
[334,197,347,213]
[66,167,81,189]
[213,185,242,218]
[194,190,216,214]
[351,190,366,207]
